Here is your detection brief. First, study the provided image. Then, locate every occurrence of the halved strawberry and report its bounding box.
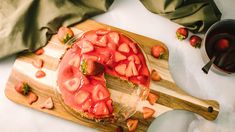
[93,102,109,116]
[126,61,138,77]
[95,35,107,47]
[92,84,110,102]
[35,48,44,55]
[15,82,30,95]
[106,99,113,113]
[129,42,138,54]
[75,90,90,104]
[35,70,46,78]
[147,92,159,105]
[96,29,109,35]
[143,107,155,119]
[63,77,80,92]
[80,59,105,75]
[128,55,140,64]
[115,52,127,62]
[107,42,117,50]
[28,92,38,105]
[108,32,119,44]
[127,119,138,131]
[80,40,94,53]
[40,97,54,109]
[115,64,127,76]
[82,99,92,111]
[32,58,44,69]
[84,31,98,43]
[118,43,130,53]
[68,55,80,68]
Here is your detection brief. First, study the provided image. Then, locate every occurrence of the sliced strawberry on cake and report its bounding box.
[57,29,150,121]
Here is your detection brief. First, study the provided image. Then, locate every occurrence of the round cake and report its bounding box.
[57,29,150,120]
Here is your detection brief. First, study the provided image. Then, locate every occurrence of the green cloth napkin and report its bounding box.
[0,0,113,59]
[140,0,222,33]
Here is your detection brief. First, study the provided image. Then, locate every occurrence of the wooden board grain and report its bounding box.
[5,20,219,132]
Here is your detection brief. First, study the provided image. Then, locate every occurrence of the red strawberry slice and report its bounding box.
[35,70,46,78]
[32,58,44,69]
[107,42,117,50]
[92,84,110,102]
[80,74,89,86]
[84,31,98,43]
[40,97,54,109]
[96,29,109,35]
[95,35,107,47]
[115,64,127,76]
[118,43,130,53]
[127,119,138,131]
[151,69,161,81]
[129,42,138,54]
[115,52,127,62]
[126,61,138,77]
[93,102,109,116]
[141,66,150,77]
[108,32,119,44]
[147,92,159,105]
[96,29,110,35]
[106,99,113,113]
[80,40,94,53]
[63,77,80,92]
[82,99,92,111]
[28,92,38,105]
[75,90,90,104]
[143,107,155,119]
[128,55,140,64]
[68,55,80,68]
[99,51,112,64]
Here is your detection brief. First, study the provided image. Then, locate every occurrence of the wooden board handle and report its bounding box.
[149,82,219,121]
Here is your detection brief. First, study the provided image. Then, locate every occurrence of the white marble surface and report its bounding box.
[1,0,235,132]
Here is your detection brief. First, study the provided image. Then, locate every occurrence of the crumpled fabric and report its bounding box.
[140,0,221,33]
[0,0,114,59]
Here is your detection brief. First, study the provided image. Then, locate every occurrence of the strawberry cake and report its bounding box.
[57,29,150,120]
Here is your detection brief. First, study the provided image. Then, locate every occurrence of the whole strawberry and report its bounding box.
[57,27,74,44]
[216,38,230,51]
[189,35,202,48]
[151,45,165,59]
[176,27,188,40]
[15,82,30,95]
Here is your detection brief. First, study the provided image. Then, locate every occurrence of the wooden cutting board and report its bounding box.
[5,20,219,132]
